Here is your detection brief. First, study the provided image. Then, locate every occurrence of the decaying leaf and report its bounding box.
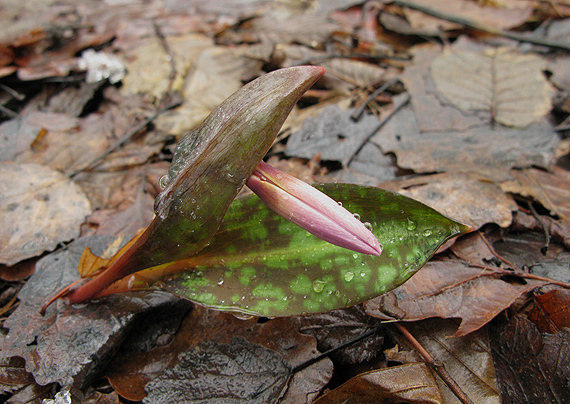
[299,305,385,364]
[490,315,570,404]
[402,0,533,35]
[501,167,570,223]
[394,319,501,404]
[108,307,332,403]
[0,162,91,266]
[313,362,442,404]
[371,104,559,182]
[380,172,518,229]
[431,46,553,127]
[1,236,181,388]
[286,104,381,167]
[155,43,272,135]
[144,337,290,404]
[528,289,570,334]
[365,260,547,336]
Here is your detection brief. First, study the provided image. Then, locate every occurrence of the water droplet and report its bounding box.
[352,253,359,259]
[233,313,254,320]
[159,175,169,189]
[406,218,417,231]
[337,201,343,207]
[353,213,361,220]
[364,222,373,231]
[217,278,224,286]
[343,271,354,282]
[423,229,433,237]
[313,280,326,293]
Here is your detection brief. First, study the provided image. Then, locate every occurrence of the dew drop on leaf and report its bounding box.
[313,280,326,293]
[406,218,417,231]
[159,175,169,189]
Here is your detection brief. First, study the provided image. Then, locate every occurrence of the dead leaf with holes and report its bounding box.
[431,46,554,127]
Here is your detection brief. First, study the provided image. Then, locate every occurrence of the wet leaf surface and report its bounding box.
[144,337,290,404]
[528,289,570,333]
[490,315,570,404]
[1,236,180,388]
[127,184,469,317]
[298,305,385,364]
[108,306,332,403]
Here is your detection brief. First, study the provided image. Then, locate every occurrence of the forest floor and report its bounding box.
[1,1,570,403]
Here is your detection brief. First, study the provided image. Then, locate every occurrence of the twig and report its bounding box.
[529,203,551,255]
[386,0,570,52]
[291,324,385,374]
[153,22,178,94]
[394,322,475,404]
[476,231,522,271]
[68,100,181,178]
[346,92,410,166]
[351,77,400,121]
[0,103,19,118]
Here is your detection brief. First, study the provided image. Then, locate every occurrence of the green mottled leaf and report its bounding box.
[136,184,470,317]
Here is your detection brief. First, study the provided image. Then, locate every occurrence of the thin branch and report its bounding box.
[395,322,475,404]
[387,0,570,52]
[529,203,551,255]
[68,100,181,178]
[291,324,385,374]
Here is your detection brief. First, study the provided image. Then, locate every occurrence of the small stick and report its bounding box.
[351,77,400,121]
[529,203,551,255]
[68,100,181,178]
[395,322,475,404]
[292,324,385,374]
[387,0,570,52]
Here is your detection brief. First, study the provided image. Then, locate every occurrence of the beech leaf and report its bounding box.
[123,184,469,317]
[431,47,554,127]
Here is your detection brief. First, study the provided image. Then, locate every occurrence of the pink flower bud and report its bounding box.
[246,161,382,256]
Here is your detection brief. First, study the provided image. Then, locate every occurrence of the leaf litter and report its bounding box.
[0,0,570,403]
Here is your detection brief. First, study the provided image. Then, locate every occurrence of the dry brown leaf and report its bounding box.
[0,162,91,266]
[380,172,518,229]
[313,363,442,404]
[120,33,214,99]
[501,167,570,223]
[395,319,501,404]
[155,43,271,135]
[431,47,554,127]
[365,260,546,336]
